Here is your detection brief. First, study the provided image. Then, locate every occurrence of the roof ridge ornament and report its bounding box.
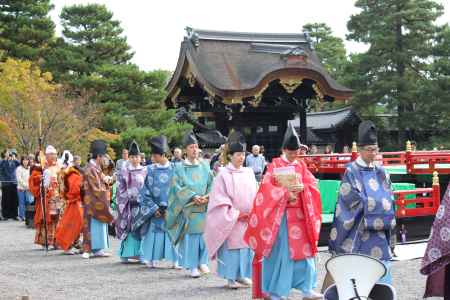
[303,31,314,50]
[185,26,199,47]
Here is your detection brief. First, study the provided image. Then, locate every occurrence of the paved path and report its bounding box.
[0,220,439,300]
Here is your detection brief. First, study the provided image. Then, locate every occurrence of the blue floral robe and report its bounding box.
[329,159,396,263]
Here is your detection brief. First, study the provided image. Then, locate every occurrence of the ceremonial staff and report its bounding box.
[38,111,49,253]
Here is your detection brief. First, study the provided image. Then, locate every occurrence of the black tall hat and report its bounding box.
[182,131,198,148]
[90,140,107,157]
[227,130,246,154]
[358,121,378,146]
[128,140,140,156]
[149,135,169,155]
[282,123,301,150]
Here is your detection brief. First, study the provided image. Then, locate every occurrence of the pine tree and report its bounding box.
[0,0,55,61]
[346,0,444,146]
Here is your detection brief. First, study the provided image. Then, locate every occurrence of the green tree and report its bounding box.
[302,23,348,81]
[0,0,55,61]
[45,3,192,151]
[346,0,445,146]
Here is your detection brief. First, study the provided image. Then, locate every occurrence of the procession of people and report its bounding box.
[1,121,449,300]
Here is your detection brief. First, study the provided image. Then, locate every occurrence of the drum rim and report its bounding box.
[325,253,387,278]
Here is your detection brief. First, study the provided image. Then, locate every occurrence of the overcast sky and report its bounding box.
[50,0,450,72]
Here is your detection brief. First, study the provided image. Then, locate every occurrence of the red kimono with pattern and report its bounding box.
[55,167,84,251]
[244,157,322,298]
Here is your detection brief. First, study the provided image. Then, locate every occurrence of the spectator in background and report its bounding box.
[116,149,129,174]
[0,150,20,220]
[299,144,309,155]
[202,152,211,165]
[245,145,266,182]
[324,145,333,154]
[342,145,350,153]
[171,147,183,163]
[16,156,32,221]
[310,145,318,155]
[140,152,147,166]
[73,155,82,168]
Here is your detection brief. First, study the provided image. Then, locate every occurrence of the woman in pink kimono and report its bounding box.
[205,131,257,289]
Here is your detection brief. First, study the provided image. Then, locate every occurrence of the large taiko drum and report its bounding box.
[324,254,396,300]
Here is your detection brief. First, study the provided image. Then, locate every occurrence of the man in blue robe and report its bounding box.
[166,131,213,278]
[132,135,179,268]
[329,121,396,284]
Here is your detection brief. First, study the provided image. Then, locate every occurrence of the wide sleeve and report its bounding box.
[204,173,239,259]
[166,166,196,230]
[300,161,322,245]
[338,168,365,210]
[84,167,108,202]
[29,170,42,199]
[137,168,159,215]
[116,168,128,210]
[65,173,82,203]
[131,167,159,235]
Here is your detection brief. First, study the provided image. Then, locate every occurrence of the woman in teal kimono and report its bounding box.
[115,140,147,262]
[166,131,213,278]
[132,135,179,268]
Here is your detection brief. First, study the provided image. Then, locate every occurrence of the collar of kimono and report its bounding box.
[183,158,199,166]
[225,162,244,173]
[280,154,298,165]
[89,159,101,171]
[127,162,144,171]
[155,161,171,169]
[356,156,374,168]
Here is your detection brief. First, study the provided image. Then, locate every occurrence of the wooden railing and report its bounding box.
[394,173,440,218]
[300,141,450,175]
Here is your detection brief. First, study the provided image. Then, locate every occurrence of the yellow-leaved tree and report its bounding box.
[0,58,113,157]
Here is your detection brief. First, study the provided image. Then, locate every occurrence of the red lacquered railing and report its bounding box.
[300,141,450,175]
[394,174,440,218]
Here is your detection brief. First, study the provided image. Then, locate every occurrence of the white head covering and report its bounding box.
[59,150,73,166]
[45,145,57,155]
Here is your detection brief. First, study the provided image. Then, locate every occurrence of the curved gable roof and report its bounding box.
[166,28,352,106]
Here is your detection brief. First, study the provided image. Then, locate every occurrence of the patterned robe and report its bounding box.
[329,159,396,261]
[421,182,450,298]
[132,162,174,238]
[166,160,213,245]
[31,162,62,247]
[82,160,114,253]
[244,156,322,298]
[55,166,84,251]
[115,162,147,240]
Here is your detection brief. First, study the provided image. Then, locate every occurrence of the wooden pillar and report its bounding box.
[299,98,308,144]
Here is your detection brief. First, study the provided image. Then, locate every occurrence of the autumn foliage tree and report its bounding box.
[0,58,105,156]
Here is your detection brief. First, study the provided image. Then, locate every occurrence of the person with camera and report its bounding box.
[0,150,20,220]
[132,135,179,269]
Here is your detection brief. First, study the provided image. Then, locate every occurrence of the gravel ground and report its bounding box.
[0,220,439,300]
